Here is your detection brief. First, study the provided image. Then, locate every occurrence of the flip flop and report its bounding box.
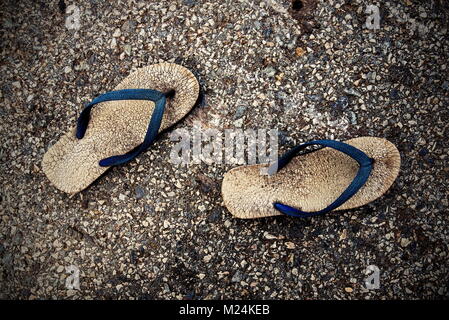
[42,63,199,193]
[221,137,400,219]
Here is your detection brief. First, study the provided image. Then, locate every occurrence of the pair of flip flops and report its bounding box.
[42,63,401,219]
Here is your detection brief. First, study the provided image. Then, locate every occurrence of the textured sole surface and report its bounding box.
[222,137,401,219]
[42,63,199,193]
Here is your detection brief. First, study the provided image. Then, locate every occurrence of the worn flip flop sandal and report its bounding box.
[222,137,400,219]
[42,63,199,193]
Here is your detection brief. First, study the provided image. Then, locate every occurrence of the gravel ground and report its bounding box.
[1,0,448,299]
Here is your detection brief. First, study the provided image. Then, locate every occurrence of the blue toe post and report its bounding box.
[267,140,374,218]
[76,88,168,167]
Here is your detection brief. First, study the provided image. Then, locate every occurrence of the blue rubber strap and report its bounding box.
[76,89,167,167]
[268,140,374,218]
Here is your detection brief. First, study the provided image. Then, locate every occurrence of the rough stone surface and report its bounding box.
[0,0,448,299]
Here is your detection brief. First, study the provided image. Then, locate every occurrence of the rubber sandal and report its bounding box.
[221,137,400,219]
[42,63,199,193]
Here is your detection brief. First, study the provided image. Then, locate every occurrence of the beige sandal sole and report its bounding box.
[42,63,199,194]
[222,137,401,219]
